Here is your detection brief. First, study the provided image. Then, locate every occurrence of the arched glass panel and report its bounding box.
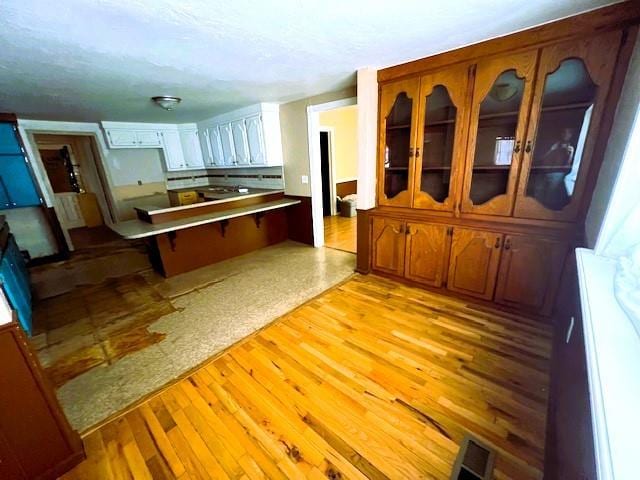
[384,92,412,199]
[525,58,597,210]
[469,69,525,205]
[420,85,456,203]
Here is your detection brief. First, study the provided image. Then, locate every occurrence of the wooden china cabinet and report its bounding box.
[368,3,639,316]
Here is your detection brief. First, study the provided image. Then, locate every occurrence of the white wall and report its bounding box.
[105,148,165,186]
[356,68,378,210]
[0,207,57,258]
[586,34,640,248]
[319,106,359,182]
[280,87,357,197]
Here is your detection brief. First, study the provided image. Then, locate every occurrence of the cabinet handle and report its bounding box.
[494,237,501,249]
[415,147,420,158]
[513,140,521,153]
[406,226,412,236]
[525,140,532,153]
[408,147,414,158]
[504,238,511,250]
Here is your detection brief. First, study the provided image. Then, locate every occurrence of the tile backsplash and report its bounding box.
[165,166,284,190]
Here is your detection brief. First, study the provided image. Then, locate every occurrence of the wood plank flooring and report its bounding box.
[324,216,356,253]
[60,274,552,480]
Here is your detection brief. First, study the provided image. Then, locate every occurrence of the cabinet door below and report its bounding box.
[495,235,568,314]
[371,217,406,277]
[404,223,450,287]
[447,228,502,300]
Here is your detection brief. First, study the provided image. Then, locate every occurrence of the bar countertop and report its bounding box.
[111,198,300,240]
[137,188,284,217]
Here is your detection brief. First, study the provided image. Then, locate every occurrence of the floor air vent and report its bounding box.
[451,435,496,480]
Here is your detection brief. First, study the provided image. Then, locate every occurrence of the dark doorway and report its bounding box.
[320,131,331,216]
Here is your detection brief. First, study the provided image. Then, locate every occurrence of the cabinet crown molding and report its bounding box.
[197,103,279,127]
[101,121,189,131]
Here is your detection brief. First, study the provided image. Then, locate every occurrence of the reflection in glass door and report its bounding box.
[515,32,621,221]
[461,52,537,216]
[525,59,597,211]
[378,79,420,207]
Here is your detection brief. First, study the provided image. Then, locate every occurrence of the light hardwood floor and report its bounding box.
[60,274,552,480]
[324,215,356,253]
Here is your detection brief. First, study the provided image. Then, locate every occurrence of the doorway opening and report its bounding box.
[307,99,358,253]
[34,134,117,249]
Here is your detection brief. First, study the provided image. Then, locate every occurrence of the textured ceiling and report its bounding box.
[0,0,618,123]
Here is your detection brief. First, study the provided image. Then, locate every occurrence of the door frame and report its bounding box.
[17,120,119,251]
[318,127,337,217]
[307,97,357,247]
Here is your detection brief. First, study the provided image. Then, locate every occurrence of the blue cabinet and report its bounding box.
[0,234,32,335]
[0,122,41,209]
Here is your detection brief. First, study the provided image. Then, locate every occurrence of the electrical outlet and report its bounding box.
[301,175,309,184]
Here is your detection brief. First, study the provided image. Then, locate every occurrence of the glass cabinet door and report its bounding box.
[413,65,469,212]
[460,51,538,216]
[514,32,622,221]
[378,79,420,207]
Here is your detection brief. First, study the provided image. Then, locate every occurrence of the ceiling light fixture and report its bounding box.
[152,96,182,111]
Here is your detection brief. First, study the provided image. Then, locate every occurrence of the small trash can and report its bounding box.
[339,194,357,217]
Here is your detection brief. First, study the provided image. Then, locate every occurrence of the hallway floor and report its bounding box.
[323,215,356,253]
[32,241,355,433]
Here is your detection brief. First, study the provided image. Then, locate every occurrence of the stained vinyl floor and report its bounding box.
[32,241,356,432]
[61,274,552,480]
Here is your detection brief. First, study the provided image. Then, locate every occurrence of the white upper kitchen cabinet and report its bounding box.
[102,122,164,148]
[207,126,226,167]
[104,129,138,147]
[245,114,266,165]
[197,103,283,168]
[135,130,163,147]
[218,123,236,166]
[198,127,214,167]
[159,130,186,171]
[231,120,251,165]
[179,128,205,169]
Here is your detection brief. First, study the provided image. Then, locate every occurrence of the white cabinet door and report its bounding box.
[136,130,162,147]
[219,123,236,166]
[179,129,205,169]
[208,126,226,166]
[245,114,266,165]
[105,129,138,147]
[160,130,186,170]
[199,128,214,166]
[231,120,250,165]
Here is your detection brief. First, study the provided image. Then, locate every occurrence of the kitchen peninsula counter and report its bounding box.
[110,189,301,277]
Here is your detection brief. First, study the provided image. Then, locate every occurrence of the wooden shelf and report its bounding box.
[385,166,410,171]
